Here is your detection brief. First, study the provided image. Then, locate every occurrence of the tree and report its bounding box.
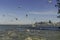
[49,20,52,23]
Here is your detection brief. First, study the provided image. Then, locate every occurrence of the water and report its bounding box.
[0,25,60,31]
[0,25,60,40]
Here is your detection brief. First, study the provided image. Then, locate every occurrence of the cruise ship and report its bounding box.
[27,21,60,31]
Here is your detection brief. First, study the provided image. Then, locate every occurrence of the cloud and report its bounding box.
[29,10,57,15]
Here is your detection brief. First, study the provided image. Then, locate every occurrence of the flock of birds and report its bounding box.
[2,14,28,21]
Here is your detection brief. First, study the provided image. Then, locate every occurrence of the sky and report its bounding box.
[0,0,60,24]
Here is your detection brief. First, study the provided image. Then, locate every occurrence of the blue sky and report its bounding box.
[0,0,59,24]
